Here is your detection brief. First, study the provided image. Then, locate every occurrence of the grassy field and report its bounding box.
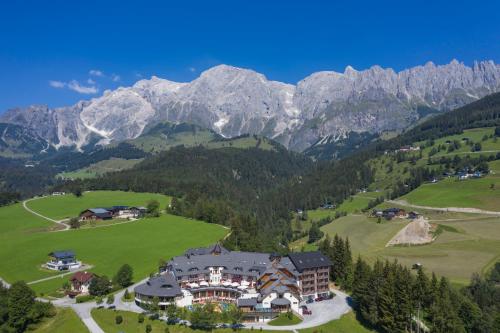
[0,192,227,296]
[401,175,500,211]
[268,313,302,326]
[31,308,89,333]
[298,312,375,333]
[206,136,275,151]
[58,158,143,180]
[291,212,500,285]
[293,193,379,234]
[26,191,170,220]
[92,309,290,333]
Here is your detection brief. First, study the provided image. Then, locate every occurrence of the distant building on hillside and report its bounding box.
[79,208,113,221]
[46,251,81,271]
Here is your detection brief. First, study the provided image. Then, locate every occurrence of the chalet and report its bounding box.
[68,271,94,296]
[408,211,421,219]
[46,251,81,271]
[381,208,407,220]
[128,206,147,218]
[79,208,112,221]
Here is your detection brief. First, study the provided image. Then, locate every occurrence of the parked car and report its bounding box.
[325,292,335,299]
[231,323,244,329]
[107,305,116,310]
[306,298,314,304]
[300,305,308,310]
[303,309,312,315]
[315,296,324,302]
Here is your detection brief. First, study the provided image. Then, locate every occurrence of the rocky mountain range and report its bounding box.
[2,59,500,153]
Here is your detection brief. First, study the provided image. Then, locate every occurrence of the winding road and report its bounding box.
[388,199,500,216]
[22,197,70,230]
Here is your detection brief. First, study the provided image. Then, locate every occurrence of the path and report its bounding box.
[22,197,70,230]
[388,199,500,216]
[27,265,94,285]
[243,289,352,331]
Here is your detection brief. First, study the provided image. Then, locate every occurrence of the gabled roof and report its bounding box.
[71,271,94,283]
[237,297,257,307]
[287,251,332,272]
[49,250,75,259]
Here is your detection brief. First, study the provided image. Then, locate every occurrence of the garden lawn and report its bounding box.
[26,191,171,220]
[401,175,500,211]
[92,309,291,333]
[268,313,302,326]
[31,308,89,333]
[0,193,227,296]
[298,312,375,333]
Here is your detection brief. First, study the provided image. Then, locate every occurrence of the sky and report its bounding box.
[1,0,499,112]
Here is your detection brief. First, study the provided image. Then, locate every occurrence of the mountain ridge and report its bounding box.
[2,59,500,154]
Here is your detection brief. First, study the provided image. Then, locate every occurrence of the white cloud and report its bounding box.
[89,69,104,77]
[111,74,121,82]
[67,80,98,94]
[189,67,196,73]
[49,80,66,88]
[87,78,96,85]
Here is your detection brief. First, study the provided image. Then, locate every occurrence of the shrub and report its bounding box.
[115,315,123,324]
[138,313,145,323]
[146,324,152,333]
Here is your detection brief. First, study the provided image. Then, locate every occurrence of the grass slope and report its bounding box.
[298,312,376,333]
[26,191,170,220]
[291,213,500,285]
[401,175,500,211]
[58,158,143,180]
[31,308,89,333]
[268,313,302,326]
[92,309,290,333]
[0,192,226,296]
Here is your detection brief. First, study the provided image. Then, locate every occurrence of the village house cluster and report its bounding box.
[79,206,147,221]
[133,244,332,322]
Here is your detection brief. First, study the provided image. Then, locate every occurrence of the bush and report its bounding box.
[75,294,94,303]
[115,315,123,324]
[146,324,152,333]
[138,313,145,323]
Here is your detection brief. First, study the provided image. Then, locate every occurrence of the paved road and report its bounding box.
[243,289,352,331]
[22,197,70,230]
[388,199,500,216]
[27,265,94,285]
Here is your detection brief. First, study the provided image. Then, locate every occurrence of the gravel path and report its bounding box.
[388,199,500,216]
[22,197,70,230]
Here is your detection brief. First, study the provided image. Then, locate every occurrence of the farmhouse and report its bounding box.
[372,208,407,220]
[46,250,81,271]
[134,244,331,322]
[68,271,94,296]
[79,208,112,221]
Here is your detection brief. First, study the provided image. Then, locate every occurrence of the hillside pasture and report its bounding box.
[291,213,500,285]
[57,158,143,180]
[0,192,226,296]
[26,190,170,220]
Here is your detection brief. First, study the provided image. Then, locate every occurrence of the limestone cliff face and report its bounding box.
[2,60,500,152]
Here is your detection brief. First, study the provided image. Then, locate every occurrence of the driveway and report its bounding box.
[243,289,352,331]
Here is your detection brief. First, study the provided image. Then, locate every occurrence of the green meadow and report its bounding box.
[291,213,500,285]
[26,191,170,220]
[0,191,227,296]
[31,308,89,333]
[401,174,500,211]
[58,158,143,180]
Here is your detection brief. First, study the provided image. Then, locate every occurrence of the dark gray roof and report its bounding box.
[169,250,297,279]
[49,251,75,259]
[287,251,332,272]
[237,297,257,307]
[134,272,182,298]
[271,298,290,306]
[184,243,230,256]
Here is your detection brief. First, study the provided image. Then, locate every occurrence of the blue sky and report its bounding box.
[1,0,499,111]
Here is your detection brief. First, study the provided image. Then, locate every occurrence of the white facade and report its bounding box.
[46,260,81,271]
